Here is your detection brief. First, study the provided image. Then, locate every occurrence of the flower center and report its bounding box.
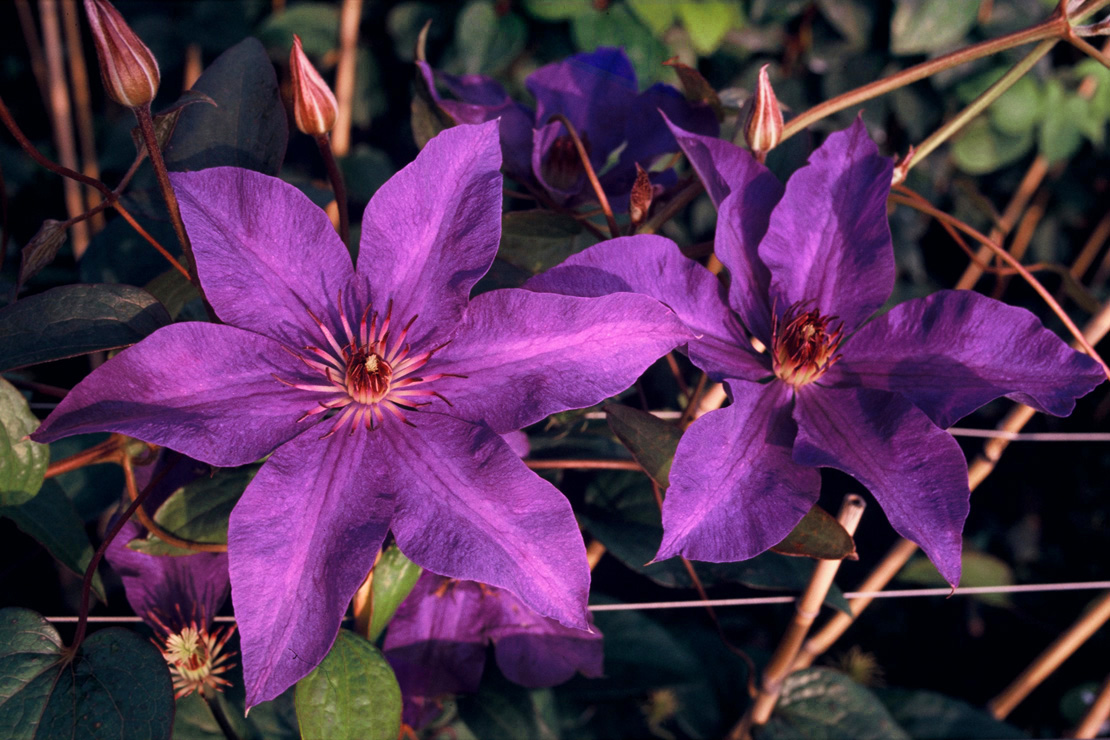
[771,301,844,387]
[149,608,236,700]
[542,133,590,191]
[275,292,460,436]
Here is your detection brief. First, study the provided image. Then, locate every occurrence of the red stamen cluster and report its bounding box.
[149,608,236,700]
[771,302,844,387]
[276,293,457,436]
[542,133,591,191]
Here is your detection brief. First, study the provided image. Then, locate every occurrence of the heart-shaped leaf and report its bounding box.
[0,378,48,507]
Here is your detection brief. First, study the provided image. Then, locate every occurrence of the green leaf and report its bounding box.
[604,403,682,489]
[497,210,598,275]
[770,504,855,560]
[164,37,288,175]
[0,479,106,602]
[890,0,977,55]
[0,378,48,508]
[951,117,1034,174]
[0,608,175,740]
[16,219,67,293]
[367,545,423,642]
[815,0,873,50]
[458,669,561,740]
[571,6,671,86]
[675,2,743,56]
[988,75,1043,136]
[627,0,676,35]
[131,90,219,159]
[411,57,456,150]
[454,1,527,76]
[256,1,339,59]
[877,688,1027,739]
[897,549,1015,607]
[295,630,402,740]
[1039,79,1090,163]
[0,283,171,372]
[521,0,591,21]
[145,267,202,320]
[128,465,255,556]
[760,668,910,740]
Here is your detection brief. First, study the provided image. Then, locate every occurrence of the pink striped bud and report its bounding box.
[290,34,338,136]
[744,65,784,161]
[84,0,160,109]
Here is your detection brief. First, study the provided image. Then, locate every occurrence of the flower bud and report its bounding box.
[290,34,338,136]
[84,0,160,109]
[744,65,784,161]
[891,146,915,186]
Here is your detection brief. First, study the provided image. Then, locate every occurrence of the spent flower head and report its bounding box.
[528,118,1105,585]
[31,121,690,706]
[84,0,160,108]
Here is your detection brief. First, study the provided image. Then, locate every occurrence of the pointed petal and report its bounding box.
[657,380,820,562]
[828,290,1106,428]
[170,168,354,348]
[356,121,502,344]
[665,114,782,209]
[229,428,395,707]
[31,323,320,466]
[792,386,969,586]
[387,415,590,630]
[527,47,636,162]
[758,119,895,332]
[428,289,693,433]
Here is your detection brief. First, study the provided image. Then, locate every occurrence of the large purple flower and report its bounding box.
[419,47,717,206]
[528,119,1105,586]
[31,121,690,706]
[384,572,603,728]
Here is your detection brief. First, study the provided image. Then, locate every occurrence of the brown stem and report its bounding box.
[15,0,49,106]
[547,113,619,239]
[990,188,1049,299]
[1068,32,1110,68]
[525,459,642,472]
[734,495,867,736]
[1069,209,1110,281]
[585,539,606,571]
[678,372,709,429]
[114,202,191,279]
[203,693,243,740]
[61,0,105,235]
[315,133,349,248]
[1074,671,1110,738]
[121,454,228,553]
[0,95,111,195]
[331,0,361,156]
[44,436,123,478]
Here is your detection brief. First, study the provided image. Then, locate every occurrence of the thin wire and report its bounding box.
[40,581,1110,622]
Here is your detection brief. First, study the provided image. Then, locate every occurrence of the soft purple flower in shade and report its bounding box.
[418,47,717,206]
[384,572,603,728]
[528,119,1105,587]
[30,121,691,706]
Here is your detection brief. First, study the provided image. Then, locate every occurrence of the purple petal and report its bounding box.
[657,380,820,562]
[525,235,767,381]
[356,121,502,345]
[386,414,591,630]
[171,168,354,348]
[527,48,637,163]
[488,591,603,687]
[428,289,693,433]
[828,290,1106,428]
[31,323,320,467]
[105,454,229,629]
[417,62,534,180]
[792,386,969,586]
[229,427,395,707]
[665,115,781,209]
[758,119,895,332]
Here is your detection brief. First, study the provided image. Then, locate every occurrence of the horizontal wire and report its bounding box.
[39,581,1110,622]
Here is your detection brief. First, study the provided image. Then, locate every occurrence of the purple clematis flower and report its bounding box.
[31,121,690,706]
[418,47,717,207]
[528,119,1105,586]
[384,572,603,728]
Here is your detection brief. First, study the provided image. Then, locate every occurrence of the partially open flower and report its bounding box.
[289,34,338,136]
[744,65,784,161]
[84,0,160,109]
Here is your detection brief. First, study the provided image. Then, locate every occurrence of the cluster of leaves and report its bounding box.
[2,1,1109,738]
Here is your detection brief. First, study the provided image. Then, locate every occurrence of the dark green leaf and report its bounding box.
[759,668,910,740]
[16,219,67,293]
[131,90,218,158]
[890,0,977,55]
[498,210,597,275]
[675,2,743,56]
[627,0,676,35]
[453,1,527,76]
[770,505,855,560]
[367,545,423,641]
[898,549,1014,607]
[295,630,402,740]
[0,608,175,740]
[951,117,1034,174]
[1039,79,1090,164]
[571,6,671,86]
[256,2,339,59]
[0,378,48,507]
[877,688,1027,739]
[663,58,725,120]
[164,37,288,175]
[521,0,591,21]
[0,283,171,372]
[128,465,255,556]
[0,479,106,602]
[604,403,681,488]
[145,267,202,320]
[816,0,874,50]
[172,669,299,740]
[458,668,560,740]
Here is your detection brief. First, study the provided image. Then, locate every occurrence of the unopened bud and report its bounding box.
[744,65,784,162]
[290,34,338,136]
[84,0,160,109]
[629,163,653,228]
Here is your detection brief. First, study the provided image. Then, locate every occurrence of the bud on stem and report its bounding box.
[745,65,785,163]
[84,0,159,109]
[290,34,338,136]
